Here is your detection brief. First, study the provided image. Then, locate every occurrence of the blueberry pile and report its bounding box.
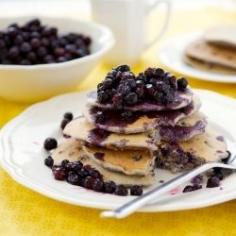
[44,157,143,196]
[97,65,188,109]
[0,18,91,65]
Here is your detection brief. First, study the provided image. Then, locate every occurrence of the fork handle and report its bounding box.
[101,162,230,218]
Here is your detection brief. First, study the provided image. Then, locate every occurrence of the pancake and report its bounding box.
[185,39,236,71]
[87,89,193,112]
[184,55,236,74]
[157,112,207,142]
[84,94,201,134]
[83,145,154,176]
[63,116,157,150]
[204,26,236,49]
[52,139,155,186]
[155,127,227,173]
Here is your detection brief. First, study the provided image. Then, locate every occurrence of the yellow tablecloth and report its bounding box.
[1,6,236,236]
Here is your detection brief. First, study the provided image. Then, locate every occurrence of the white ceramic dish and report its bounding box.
[1,89,236,212]
[158,32,236,83]
[0,16,114,102]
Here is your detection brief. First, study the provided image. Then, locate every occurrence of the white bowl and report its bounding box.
[0,16,115,102]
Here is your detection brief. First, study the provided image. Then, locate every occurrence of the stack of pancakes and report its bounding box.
[52,67,227,187]
[184,26,236,74]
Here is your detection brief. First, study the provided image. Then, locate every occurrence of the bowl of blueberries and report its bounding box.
[0,16,114,102]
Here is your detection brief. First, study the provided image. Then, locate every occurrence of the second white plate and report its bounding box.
[158,32,236,83]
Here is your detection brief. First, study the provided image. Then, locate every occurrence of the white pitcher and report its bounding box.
[90,0,171,65]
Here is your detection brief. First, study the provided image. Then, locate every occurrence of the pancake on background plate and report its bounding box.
[204,26,236,49]
[185,39,236,72]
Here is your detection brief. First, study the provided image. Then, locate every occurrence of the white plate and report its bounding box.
[1,90,236,212]
[158,32,236,83]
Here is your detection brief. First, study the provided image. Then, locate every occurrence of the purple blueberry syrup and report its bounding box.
[88,128,110,146]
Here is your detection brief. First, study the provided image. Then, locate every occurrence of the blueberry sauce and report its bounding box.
[94,152,105,161]
[88,128,110,146]
[159,120,206,142]
[216,136,224,142]
[89,100,195,130]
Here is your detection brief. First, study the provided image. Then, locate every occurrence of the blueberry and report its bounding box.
[146,84,155,96]
[77,167,89,178]
[7,26,18,37]
[124,92,138,105]
[44,55,55,64]
[30,38,41,49]
[27,18,41,27]
[30,31,40,38]
[60,118,70,130]
[103,78,113,89]
[155,68,165,76]
[44,156,54,168]
[168,76,177,89]
[222,151,231,164]
[97,90,109,103]
[67,171,80,185]
[92,178,104,192]
[52,166,67,180]
[41,38,50,47]
[95,111,106,123]
[27,52,37,63]
[14,35,23,45]
[183,185,194,193]
[121,111,133,120]
[65,44,77,54]
[154,91,164,103]
[130,185,143,196]
[118,85,131,96]
[20,42,32,53]
[212,168,224,180]
[136,86,145,97]
[44,137,57,151]
[115,65,130,72]
[121,72,135,80]
[83,36,91,46]
[37,47,48,58]
[183,185,202,193]
[206,176,220,188]
[114,185,128,196]
[84,176,95,189]
[8,46,19,58]
[112,93,123,109]
[177,78,188,91]
[191,175,203,185]
[104,181,116,193]
[65,161,83,171]
[88,168,102,179]
[61,159,69,167]
[144,67,156,77]
[0,39,6,48]
[54,47,65,57]
[63,112,73,121]
[22,32,30,41]
[126,79,136,89]
[20,59,31,65]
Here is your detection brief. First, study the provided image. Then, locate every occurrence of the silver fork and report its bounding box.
[101,140,236,219]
